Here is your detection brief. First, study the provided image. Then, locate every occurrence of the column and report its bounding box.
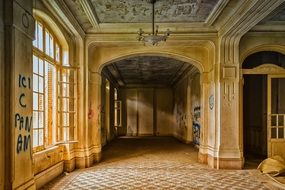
[75,71,102,168]
[198,72,214,165]
[214,36,243,169]
[4,0,35,189]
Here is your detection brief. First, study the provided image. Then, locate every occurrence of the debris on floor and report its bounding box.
[258,155,285,177]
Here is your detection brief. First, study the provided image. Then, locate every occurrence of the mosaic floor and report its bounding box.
[42,137,284,190]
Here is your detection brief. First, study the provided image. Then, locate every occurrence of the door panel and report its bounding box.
[268,76,285,158]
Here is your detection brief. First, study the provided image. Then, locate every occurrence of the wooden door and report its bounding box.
[268,75,285,158]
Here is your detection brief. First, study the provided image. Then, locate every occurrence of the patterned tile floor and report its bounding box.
[42,137,284,190]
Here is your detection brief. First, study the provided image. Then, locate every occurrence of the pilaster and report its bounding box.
[74,71,102,168]
[4,0,35,189]
[217,36,243,169]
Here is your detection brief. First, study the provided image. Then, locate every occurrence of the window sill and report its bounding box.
[33,141,78,155]
[33,145,60,156]
[54,140,78,145]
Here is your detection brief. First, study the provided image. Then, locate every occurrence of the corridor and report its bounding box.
[42,137,278,190]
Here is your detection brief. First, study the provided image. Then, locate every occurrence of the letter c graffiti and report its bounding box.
[19,93,26,108]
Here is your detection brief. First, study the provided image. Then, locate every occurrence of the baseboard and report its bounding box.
[198,152,243,169]
[34,161,64,189]
[75,152,102,169]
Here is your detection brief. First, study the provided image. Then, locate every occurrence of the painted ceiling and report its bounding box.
[90,0,219,23]
[259,2,285,24]
[103,56,198,87]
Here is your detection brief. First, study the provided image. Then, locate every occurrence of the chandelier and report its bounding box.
[137,0,171,46]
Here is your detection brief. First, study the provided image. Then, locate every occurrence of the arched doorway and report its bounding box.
[242,51,285,168]
[99,55,202,155]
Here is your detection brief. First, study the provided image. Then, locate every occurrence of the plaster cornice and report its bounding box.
[206,0,230,27]
[219,0,284,38]
[79,0,100,31]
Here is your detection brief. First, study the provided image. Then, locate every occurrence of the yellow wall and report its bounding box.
[120,88,174,136]
[173,73,201,143]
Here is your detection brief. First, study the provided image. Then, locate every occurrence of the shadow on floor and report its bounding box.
[101,136,199,164]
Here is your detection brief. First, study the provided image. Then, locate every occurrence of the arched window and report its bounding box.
[33,18,77,152]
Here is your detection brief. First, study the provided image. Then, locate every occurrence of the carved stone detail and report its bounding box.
[242,63,285,75]
[223,82,235,105]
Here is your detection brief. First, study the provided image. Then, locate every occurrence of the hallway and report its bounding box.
[42,137,278,190]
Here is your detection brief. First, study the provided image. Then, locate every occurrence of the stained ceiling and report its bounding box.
[102,56,198,87]
[90,0,219,23]
[258,2,285,24]
[62,0,223,33]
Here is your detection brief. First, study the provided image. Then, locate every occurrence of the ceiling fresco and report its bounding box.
[103,56,198,86]
[90,0,219,23]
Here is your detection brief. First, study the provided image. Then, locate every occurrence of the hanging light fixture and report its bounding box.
[137,0,171,46]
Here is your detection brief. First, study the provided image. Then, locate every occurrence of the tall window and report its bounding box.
[33,19,77,151]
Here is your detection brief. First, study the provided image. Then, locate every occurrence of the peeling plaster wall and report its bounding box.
[191,74,201,145]
[173,73,201,144]
[173,77,189,142]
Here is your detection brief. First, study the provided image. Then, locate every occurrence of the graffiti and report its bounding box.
[209,95,214,110]
[16,74,32,155]
[193,106,200,120]
[17,134,30,153]
[193,106,201,146]
[193,122,200,145]
[15,113,32,132]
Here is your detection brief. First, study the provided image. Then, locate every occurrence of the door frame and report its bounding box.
[241,63,285,160]
[267,74,285,157]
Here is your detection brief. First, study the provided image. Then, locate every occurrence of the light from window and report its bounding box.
[32,19,77,151]
[33,21,43,51]
[33,55,45,148]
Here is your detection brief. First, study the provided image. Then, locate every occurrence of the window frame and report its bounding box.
[32,17,63,152]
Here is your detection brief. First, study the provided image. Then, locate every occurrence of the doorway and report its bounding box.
[242,51,285,168]
[267,75,285,159]
[243,75,267,167]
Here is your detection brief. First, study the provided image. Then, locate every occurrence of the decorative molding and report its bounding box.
[222,66,236,79]
[43,0,85,37]
[205,0,230,26]
[79,0,100,30]
[219,0,284,38]
[243,63,285,75]
[223,82,235,104]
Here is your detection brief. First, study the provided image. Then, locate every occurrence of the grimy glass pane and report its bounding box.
[271,78,285,114]
[33,111,38,129]
[33,74,38,92]
[38,23,43,51]
[33,55,38,73]
[33,129,38,147]
[271,115,277,126]
[271,128,277,139]
[33,93,38,110]
[33,22,38,48]
[38,129,44,146]
[278,115,284,126]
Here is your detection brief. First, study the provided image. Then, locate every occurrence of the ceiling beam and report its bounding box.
[79,0,100,31]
